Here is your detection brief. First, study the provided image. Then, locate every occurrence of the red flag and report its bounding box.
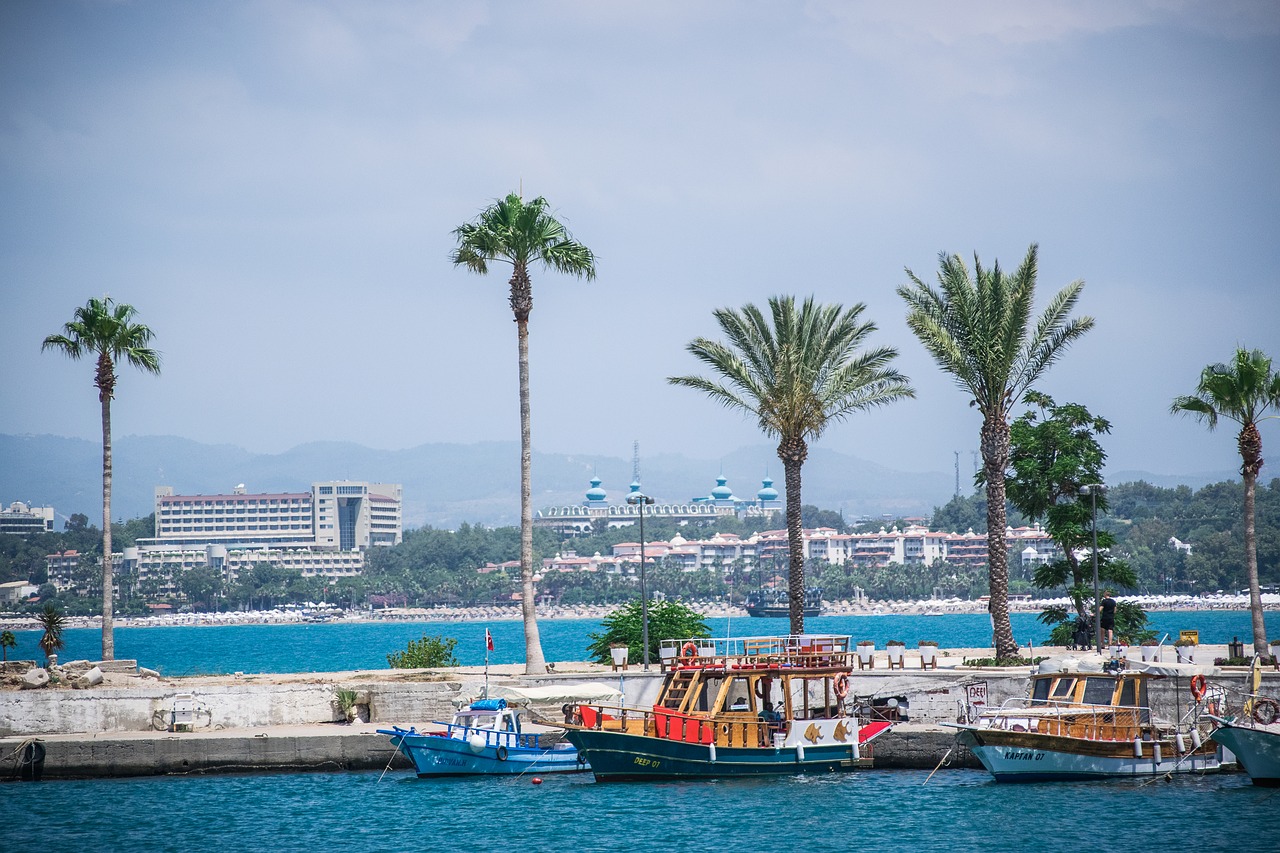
[485,629,494,652]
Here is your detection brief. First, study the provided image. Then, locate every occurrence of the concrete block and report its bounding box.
[21,668,50,689]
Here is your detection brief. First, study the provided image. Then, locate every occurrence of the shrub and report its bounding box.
[918,640,939,646]
[387,634,459,668]
[587,598,709,665]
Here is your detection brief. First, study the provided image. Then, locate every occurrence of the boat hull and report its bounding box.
[381,728,585,777]
[1208,721,1280,787]
[564,727,872,781]
[952,726,1225,782]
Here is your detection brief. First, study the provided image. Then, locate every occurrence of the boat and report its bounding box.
[562,634,894,781]
[379,697,585,776]
[945,654,1230,782]
[1206,658,1280,786]
[743,587,822,618]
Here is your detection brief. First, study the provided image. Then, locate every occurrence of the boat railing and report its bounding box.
[439,722,551,750]
[979,696,1151,741]
[657,634,853,669]
[577,703,782,749]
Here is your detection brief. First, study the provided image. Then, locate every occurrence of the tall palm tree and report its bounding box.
[43,296,161,661]
[1172,347,1280,655]
[670,295,913,634]
[451,193,596,674]
[898,244,1093,659]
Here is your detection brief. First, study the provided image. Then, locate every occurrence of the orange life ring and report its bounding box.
[833,673,850,699]
[681,641,699,659]
[1190,674,1208,701]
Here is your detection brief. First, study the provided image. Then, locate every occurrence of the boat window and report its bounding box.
[1050,678,1076,700]
[1082,677,1115,706]
[1030,678,1052,705]
[457,713,496,729]
[1117,678,1137,708]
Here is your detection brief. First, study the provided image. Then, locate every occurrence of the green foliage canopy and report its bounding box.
[387,634,460,668]
[587,598,711,665]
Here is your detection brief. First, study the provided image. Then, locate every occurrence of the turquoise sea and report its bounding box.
[5,610,1277,675]
[8,767,1278,853]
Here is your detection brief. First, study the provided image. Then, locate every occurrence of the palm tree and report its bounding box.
[1172,348,1280,655]
[451,193,596,674]
[669,296,913,634]
[43,296,161,661]
[36,604,66,666]
[898,244,1093,659]
[0,629,16,662]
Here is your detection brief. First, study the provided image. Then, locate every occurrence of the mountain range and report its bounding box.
[0,433,1238,530]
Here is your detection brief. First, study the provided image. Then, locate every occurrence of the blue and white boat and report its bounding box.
[379,698,585,777]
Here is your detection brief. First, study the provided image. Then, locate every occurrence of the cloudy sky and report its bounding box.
[3,1,1278,485]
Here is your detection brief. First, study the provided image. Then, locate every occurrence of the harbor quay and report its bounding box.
[3,644,1268,780]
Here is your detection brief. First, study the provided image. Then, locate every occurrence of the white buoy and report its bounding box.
[1191,729,1202,749]
[795,743,806,762]
[1176,732,1187,754]
[1153,742,1163,764]
[467,734,486,753]
[709,742,717,763]
[1133,737,1143,758]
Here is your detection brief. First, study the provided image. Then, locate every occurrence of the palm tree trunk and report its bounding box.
[981,414,1018,659]
[100,390,115,661]
[778,436,808,635]
[1240,423,1268,652]
[516,311,546,675]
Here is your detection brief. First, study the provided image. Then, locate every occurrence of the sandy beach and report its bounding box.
[3,591,1276,632]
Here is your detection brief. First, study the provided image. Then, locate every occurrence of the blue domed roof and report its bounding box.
[585,476,607,503]
[711,474,734,500]
[757,476,779,501]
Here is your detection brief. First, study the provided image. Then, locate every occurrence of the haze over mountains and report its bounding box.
[0,433,1238,530]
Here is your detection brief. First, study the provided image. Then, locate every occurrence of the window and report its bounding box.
[1082,677,1115,706]
[1050,678,1076,701]
[1030,678,1052,705]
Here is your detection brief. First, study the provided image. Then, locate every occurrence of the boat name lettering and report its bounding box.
[1004,750,1044,761]
[633,757,661,768]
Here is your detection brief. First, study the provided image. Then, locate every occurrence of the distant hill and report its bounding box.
[0,433,1237,530]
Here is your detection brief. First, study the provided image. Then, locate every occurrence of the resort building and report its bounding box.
[116,480,404,593]
[0,501,56,536]
[527,523,1061,580]
[535,474,783,537]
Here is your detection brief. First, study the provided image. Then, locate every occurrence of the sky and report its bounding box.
[2,0,1279,486]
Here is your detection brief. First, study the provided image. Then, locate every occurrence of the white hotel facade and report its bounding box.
[92,481,404,595]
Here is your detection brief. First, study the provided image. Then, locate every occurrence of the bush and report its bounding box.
[387,634,459,668]
[962,656,1049,668]
[587,598,709,665]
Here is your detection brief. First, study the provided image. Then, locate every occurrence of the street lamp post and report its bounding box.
[627,492,656,670]
[1080,483,1107,654]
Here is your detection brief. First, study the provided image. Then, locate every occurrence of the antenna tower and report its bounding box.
[633,440,641,485]
[953,451,960,497]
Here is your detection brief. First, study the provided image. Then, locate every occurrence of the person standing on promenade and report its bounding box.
[1100,590,1117,646]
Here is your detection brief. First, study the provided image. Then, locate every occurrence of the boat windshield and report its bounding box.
[1081,677,1115,706]
[1050,678,1076,701]
[1030,678,1052,705]
[455,712,499,730]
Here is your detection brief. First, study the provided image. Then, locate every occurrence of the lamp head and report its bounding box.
[626,493,655,506]
[1079,483,1107,496]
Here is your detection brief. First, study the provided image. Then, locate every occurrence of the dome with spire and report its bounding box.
[711,474,734,501]
[757,475,779,502]
[584,476,607,504]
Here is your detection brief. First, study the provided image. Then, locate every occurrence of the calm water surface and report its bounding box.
[8,768,1278,853]
[6,610,1277,675]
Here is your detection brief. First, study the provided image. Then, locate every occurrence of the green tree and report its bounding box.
[451,192,597,675]
[670,296,913,633]
[0,629,16,661]
[36,603,66,665]
[387,634,459,668]
[899,244,1093,658]
[179,566,223,611]
[587,598,711,665]
[43,296,161,661]
[1003,392,1142,642]
[1172,347,1280,653]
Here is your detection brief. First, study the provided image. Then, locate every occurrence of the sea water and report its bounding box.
[6,767,1278,853]
[5,610,1277,675]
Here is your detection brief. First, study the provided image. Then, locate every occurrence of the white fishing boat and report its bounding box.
[1207,657,1280,786]
[946,654,1229,782]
